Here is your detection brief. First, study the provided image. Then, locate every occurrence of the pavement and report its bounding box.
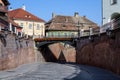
[0,62,120,80]
[0,62,39,80]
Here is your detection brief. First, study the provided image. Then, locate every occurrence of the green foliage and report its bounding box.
[111,13,120,20]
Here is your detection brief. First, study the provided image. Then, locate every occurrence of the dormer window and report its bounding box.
[111,0,117,5]
[25,15,31,18]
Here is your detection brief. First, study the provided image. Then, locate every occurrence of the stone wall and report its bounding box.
[37,43,76,63]
[76,28,120,75]
[0,34,35,70]
[48,43,76,62]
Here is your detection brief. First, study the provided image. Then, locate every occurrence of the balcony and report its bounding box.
[0,6,8,13]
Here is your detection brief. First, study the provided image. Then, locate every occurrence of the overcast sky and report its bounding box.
[9,0,102,25]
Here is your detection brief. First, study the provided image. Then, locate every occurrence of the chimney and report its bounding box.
[9,7,13,11]
[83,15,86,18]
[52,12,56,18]
[22,4,26,10]
[74,12,79,18]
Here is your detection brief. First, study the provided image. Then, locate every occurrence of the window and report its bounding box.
[20,23,24,27]
[71,33,74,37]
[36,24,40,30]
[51,32,54,37]
[29,23,32,29]
[58,32,60,37]
[64,33,67,37]
[111,0,117,5]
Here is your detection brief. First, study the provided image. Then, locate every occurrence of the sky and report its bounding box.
[9,0,102,26]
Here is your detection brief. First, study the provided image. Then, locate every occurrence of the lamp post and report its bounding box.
[76,21,81,39]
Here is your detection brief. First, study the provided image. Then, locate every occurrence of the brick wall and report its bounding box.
[38,43,76,63]
[0,34,35,70]
[76,28,120,75]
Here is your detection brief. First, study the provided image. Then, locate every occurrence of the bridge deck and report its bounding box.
[34,37,73,42]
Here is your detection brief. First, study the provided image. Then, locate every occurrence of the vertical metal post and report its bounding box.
[76,21,81,39]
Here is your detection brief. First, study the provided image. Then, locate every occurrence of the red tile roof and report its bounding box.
[8,8,45,22]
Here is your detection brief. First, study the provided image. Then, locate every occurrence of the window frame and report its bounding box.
[29,23,32,29]
[36,24,40,30]
[20,23,24,27]
[110,0,117,5]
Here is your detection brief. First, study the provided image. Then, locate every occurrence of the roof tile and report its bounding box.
[46,15,99,30]
[8,8,45,22]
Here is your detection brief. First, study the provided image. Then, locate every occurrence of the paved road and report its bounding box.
[1,63,120,80]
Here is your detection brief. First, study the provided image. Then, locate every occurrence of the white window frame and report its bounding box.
[36,24,40,30]
[29,23,32,29]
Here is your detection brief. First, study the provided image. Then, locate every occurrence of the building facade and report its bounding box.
[46,13,99,38]
[8,8,45,38]
[0,0,10,31]
[102,0,120,25]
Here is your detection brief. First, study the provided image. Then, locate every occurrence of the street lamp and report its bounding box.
[76,21,81,39]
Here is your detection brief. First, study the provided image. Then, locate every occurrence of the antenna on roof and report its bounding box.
[22,4,26,10]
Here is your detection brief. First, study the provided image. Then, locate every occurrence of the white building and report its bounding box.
[8,7,45,38]
[102,0,119,25]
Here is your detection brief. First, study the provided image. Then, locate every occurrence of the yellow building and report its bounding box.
[8,7,45,38]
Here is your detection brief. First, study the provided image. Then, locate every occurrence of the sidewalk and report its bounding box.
[0,62,39,80]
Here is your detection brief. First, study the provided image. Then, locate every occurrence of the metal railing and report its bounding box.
[101,17,120,33]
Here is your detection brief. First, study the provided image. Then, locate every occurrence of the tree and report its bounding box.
[111,13,120,28]
[111,12,120,20]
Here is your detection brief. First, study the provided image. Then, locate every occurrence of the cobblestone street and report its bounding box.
[1,62,120,80]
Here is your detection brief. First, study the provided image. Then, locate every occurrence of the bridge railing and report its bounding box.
[45,29,100,38]
[46,35,78,38]
[100,17,120,33]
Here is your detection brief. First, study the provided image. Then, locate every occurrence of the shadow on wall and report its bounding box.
[58,51,66,63]
[0,34,7,47]
[38,44,67,63]
[38,45,58,62]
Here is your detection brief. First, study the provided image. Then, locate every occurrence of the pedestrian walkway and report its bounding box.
[0,62,120,80]
[0,62,39,80]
